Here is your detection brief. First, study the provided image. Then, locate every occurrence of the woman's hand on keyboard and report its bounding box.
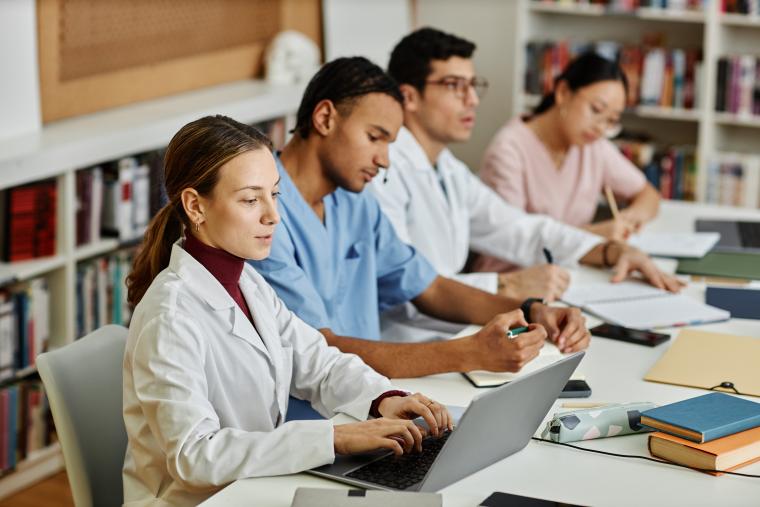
[334,418,425,455]
[377,392,453,437]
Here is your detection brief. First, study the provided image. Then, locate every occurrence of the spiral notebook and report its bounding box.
[561,281,730,330]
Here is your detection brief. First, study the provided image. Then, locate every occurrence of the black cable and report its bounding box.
[530,437,760,478]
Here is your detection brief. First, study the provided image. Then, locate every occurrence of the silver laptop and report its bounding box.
[309,352,584,492]
[696,219,760,253]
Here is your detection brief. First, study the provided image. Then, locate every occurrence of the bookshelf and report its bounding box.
[0,78,302,499]
[512,0,760,206]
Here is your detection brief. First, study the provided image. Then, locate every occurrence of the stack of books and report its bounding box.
[75,167,103,247]
[705,153,760,208]
[0,179,57,262]
[722,0,760,14]
[75,250,134,338]
[715,55,760,117]
[524,39,703,111]
[0,380,54,474]
[532,0,705,13]
[0,279,50,381]
[641,392,760,475]
[614,137,697,200]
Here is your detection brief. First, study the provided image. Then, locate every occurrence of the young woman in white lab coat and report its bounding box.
[122,115,451,506]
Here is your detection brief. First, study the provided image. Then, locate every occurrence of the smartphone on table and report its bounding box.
[590,323,670,347]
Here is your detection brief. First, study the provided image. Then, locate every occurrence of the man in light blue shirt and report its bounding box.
[252,57,590,386]
[259,155,436,340]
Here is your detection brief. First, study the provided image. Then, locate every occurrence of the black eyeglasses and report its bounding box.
[425,76,489,99]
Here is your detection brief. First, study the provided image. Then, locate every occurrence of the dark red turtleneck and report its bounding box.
[183,233,253,323]
[183,233,403,418]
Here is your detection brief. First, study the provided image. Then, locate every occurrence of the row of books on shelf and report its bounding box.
[0,280,49,382]
[532,0,705,11]
[715,55,760,117]
[76,250,134,339]
[1,116,287,266]
[525,39,702,110]
[643,392,760,475]
[0,180,57,263]
[722,0,760,14]
[0,380,53,474]
[75,117,286,247]
[705,152,760,208]
[76,150,166,246]
[615,137,697,200]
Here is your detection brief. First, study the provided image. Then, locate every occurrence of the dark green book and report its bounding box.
[677,252,760,280]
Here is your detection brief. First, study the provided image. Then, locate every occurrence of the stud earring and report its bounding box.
[194,222,200,232]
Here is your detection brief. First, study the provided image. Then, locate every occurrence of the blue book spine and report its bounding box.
[14,293,28,370]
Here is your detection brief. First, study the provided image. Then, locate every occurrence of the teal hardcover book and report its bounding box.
[640,392,760,443]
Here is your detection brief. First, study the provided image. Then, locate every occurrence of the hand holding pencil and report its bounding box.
[585,186,639,241]
[604,185,641,241]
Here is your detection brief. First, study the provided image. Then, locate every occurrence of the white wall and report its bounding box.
[323,0,412,68]
[0,0,41,141]
[416,0,519,171]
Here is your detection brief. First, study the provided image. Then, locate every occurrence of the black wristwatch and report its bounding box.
[520,297,545,323]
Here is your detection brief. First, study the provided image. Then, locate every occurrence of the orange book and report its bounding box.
[648,426,760,476]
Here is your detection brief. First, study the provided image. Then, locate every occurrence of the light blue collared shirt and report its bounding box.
[250,156,437,341]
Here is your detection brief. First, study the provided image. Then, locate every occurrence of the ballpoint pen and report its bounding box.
[506,326,529,339]
[542,247,553,265]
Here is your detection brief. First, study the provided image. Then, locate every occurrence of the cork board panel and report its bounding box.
[38,0,322,122]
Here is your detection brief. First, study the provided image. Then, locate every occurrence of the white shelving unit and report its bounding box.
[512,0,760,205]
[0,78,302,498]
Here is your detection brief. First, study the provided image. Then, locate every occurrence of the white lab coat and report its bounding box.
[122,242,392,506]
[369,127,603,342]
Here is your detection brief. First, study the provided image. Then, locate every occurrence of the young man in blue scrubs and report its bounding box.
[251,57,589,385]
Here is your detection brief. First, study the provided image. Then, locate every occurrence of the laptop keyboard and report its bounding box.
[738,221,760,248]
[345,431,451,490]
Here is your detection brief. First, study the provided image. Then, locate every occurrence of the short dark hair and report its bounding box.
[534,51,629,115]
[292,56,403,139]
[388,27,476,91]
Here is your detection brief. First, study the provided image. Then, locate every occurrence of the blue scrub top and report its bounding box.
[250,156,437,341]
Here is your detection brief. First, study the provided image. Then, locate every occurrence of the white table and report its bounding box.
[202,201,760,507]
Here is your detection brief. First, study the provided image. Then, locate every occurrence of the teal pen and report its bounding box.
[506,326,530,339]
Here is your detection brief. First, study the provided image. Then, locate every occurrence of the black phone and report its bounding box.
[590,323,670,347]
[559,379,591,398]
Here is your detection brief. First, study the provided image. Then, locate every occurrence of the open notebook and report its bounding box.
[454,325,583,387]
[561,281,730,330]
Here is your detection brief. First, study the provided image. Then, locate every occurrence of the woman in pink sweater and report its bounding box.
[480,52,660,244]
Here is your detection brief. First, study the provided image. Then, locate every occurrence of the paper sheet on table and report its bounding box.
[629,232,720,258]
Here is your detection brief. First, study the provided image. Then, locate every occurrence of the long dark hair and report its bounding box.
[126,115,272,306]
[534,52,629,115]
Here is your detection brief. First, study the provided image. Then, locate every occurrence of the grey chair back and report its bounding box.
[37,324,128,507]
